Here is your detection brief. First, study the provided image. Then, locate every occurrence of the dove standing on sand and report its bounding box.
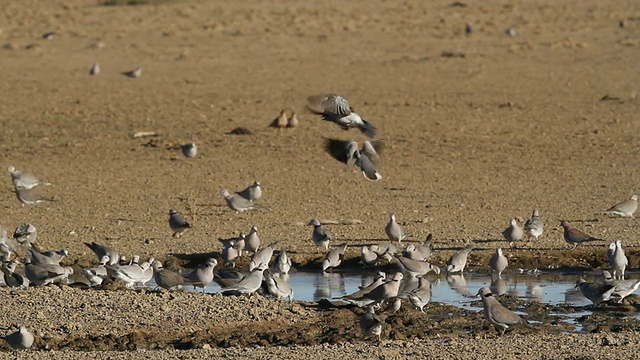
[407,277,432,313]
[561,221,602,249]
[84,242,119,265]
[607,240,628,279]
[603,195,638,217]
[322,243,347,272]
[394,255,440,278]
[13,184,55,205]
[168,208,191,237]
[575,278,615,306]
[287,112,299,128]
[308,218,331,253]
[360,306,383,341]
[24,259,73,286]
[602,271,640,303]
[1,260,29,289]
[7,166,50,190]
[222,262,268,295]
[181,142,197,158]
[221,239,239,268]
[237,181,262,202]
[185,258,217,293]
[122,66,141,78]
[82,255,109,286]
[272,249,292,275]
[307,94,376,138]
[502,219,523,248]
[249,245,274,271]
[477,287,524,336]
[524,209,544,240]
[152,261,187,291]
[324,138,383,181]
[220,189,255,212]
[4,325,34,351]
[89,63,100,76]
[105,257,154,288]
[446,244,474,274]
[269,110,288,128]
[13,223,37,247]
[489,248,508,278]
[245,226,260,254]
[385,213,407,243]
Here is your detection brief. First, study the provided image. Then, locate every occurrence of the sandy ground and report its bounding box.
[0,0,639,357]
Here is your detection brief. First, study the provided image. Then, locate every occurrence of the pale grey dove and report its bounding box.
[236,181,262,202]
[361,245,381,267]
[213,269,243,288]
[524,209,544,240]
[28,248,68,266]
[24,258,73,286]
[13,223,37,247]
[245,226,260,254]
[249,244,274,271]
[14,184,55,205]
[152,260,188,291]
[603,195,637,217]
[322,243,347,272]
[84,242,120,265]
[1,260,29,289]
[221,238,239,268]
[445,244,474,273]
[488,248,508,277]
[181,142,197,158]
[416,233,433,260]
[272,249,292,275]
[263,269,294,300]
[8,165,50,190]
[351,272,404,307]
[105,258,153,288]
[607,240,628,279]
[82,255,109,286]
[222,262,268,295]
[220,189,255,212]
[394,255,440,278]
[477,287,524,336]
[502,218,523,248]
[185,258,217,293]
[360,306,383,341]
[308,218,331,253]
[602,271,640,303]
[407,277,432,313]
[4,325,34,351]
[168,208,191,237]
[324,138,383,181]
[122,66,141,78]
[385,213,407,243]
[307,94,376,138]
[337,271,386,302]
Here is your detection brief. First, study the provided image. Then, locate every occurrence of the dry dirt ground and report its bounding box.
[0,0,639,358]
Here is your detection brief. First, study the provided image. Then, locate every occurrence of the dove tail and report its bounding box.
[359,120,376,138]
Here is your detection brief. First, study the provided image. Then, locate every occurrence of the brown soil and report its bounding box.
[1,0,640,358]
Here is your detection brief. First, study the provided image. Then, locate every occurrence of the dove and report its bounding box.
[361,245,381,267]
[402,244,423,260]
[1,228,21,255]
[263,269,294,300]
[608,240,628,279]
[272,249,292,275]
[4,325,34,351]
[287,112,299,128]
[416,233,433,260]
[249,244,274,271]
[245,226,260,254]
[152,260,187,291]
[524,209,544,240]
[307,94,376,138]
[308,218,331,252]
[84,242,120,265]
[477,287,524,336]
[375,242,399,259]
[488,248,508,278]
[322,243,347,272]
[89,63,100,76]
[185,258,217,293]
[236,181,262,202]
[13,184,55,205]
[222,262,268,295]
[394,255,440,278]
[445,244,474,274]
[337,271,386,302]
[575,278,616,306]
[324,138,383,181]
[602,271,640,303]
[360,307,383,341]
[168,208,191,237]
[221,239,239,268]
[13,223,37,247]
[506,27,516,37]
[269,110,288,128]
[352,272,404,308]
[561,221,602,249]
[122,66,141,78]
[220,189,256,212]
[24,258,73,286]
[181,142,197,158]
[213,269,244,288]
[384,297,402,314]
[105,258,154,288]
[7,166,50,190]
[502,218,523,248]
[231,233,246,256]
[28,248,68,266]
[1,260,29,288]
[385,213,407,243]
[407,277,432,313]
[603,195,638,217]
[82,255,109,286]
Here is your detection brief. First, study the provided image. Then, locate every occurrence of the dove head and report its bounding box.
[431,265,441,275]
[575,278,586,289]
[532,209,539,217]
[369,244,379,252]
[405,244,416,252]
[615,239,623,247]
[250,225,258,233]
[477,287,492,298]
[496,248,503,255]
[510,218,517,226]
[631,195,638,201]
[392,272,404,281]
[7,166,16,173]
[152,260,163,269]
[219,189,231,198]
[602,270,613,281]
[560,220,570,228]
[254,181,261,187]
[389,213,396,221]
[308,218,321,226]
[608,242,616,251]
[58,248,70,257]
[169,208,177,216]
[99,255,110,265]
[205,258,218,268]
[375,271,386,280]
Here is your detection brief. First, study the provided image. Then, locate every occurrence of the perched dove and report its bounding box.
[477,287,524,336]
[13,184,55,205]
[360,307,383,341]
[24,259,73,286]
[220,189,256,212]
[308,218,331,252]
[181,142,197,158]
[524,209,544,240]
[269,110,288,128]
[407,277,432,313]
[385,213,407,243]
[263,269,294,300]
[561,221,602,249]
[122,66,141,78]
[222,262,268,295]
[502,218,523,248]
[169,208,191,237]
[603,195,638,217]
[287,112,299,128]
[324,138,383,181]
[488,248,508,278]
[7,166,50,190]
[445,244,474,273]
[245,226,260,254]
[4,325,34,351]
[185,258,217,293]
[575,278,615,306]
[84,242,119,265]
[272,249,292,275]
[236,181,262,202]
[307,94,376,138]
[322,243,347,272]
[13,223,37,246]
[1,260,29,288]
[249,245,274,271]
[394,255,440,278]
[602,271,640,303]
[89,63,100,76]
[152,260,187,291]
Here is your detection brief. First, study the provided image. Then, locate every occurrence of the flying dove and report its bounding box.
[561,221,602,249]
[385,213,407,243]
[4,325,34,350]
[445,244,474,273]
[181,142,197,158]
[488,248,508,278]
[7,166,50,190]
[152,260,187,291]
[603,195,638,217]
[360,307,383,341]
[245,226,260,254]
[307,94,376,138]
[602,271,640,303]
[222,262,268,295]
[287,112,299,128]
[220,189,256,212]
[13,223,37,247]
[169,208,191,237]
[185,258,217,293]
[394,254,440,278]
[524,209,544,240]
[322,243,347,272]
[502,218,523,248]
[269,110,288,128]
[122,66,141,78]
[89,63,100,76]
[477,287,524,336]
[272,249,292,275]
[84,242,120,265]
[407,277,432,313]
[236,181,262,202]
[308,218,331,252]
[575,278,615,306]
[249,244,274,271]
[324,138,383,181]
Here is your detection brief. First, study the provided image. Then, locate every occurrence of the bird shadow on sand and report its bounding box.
[170,251,220,268]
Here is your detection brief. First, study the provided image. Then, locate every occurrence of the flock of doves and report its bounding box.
[1,94,639,349]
